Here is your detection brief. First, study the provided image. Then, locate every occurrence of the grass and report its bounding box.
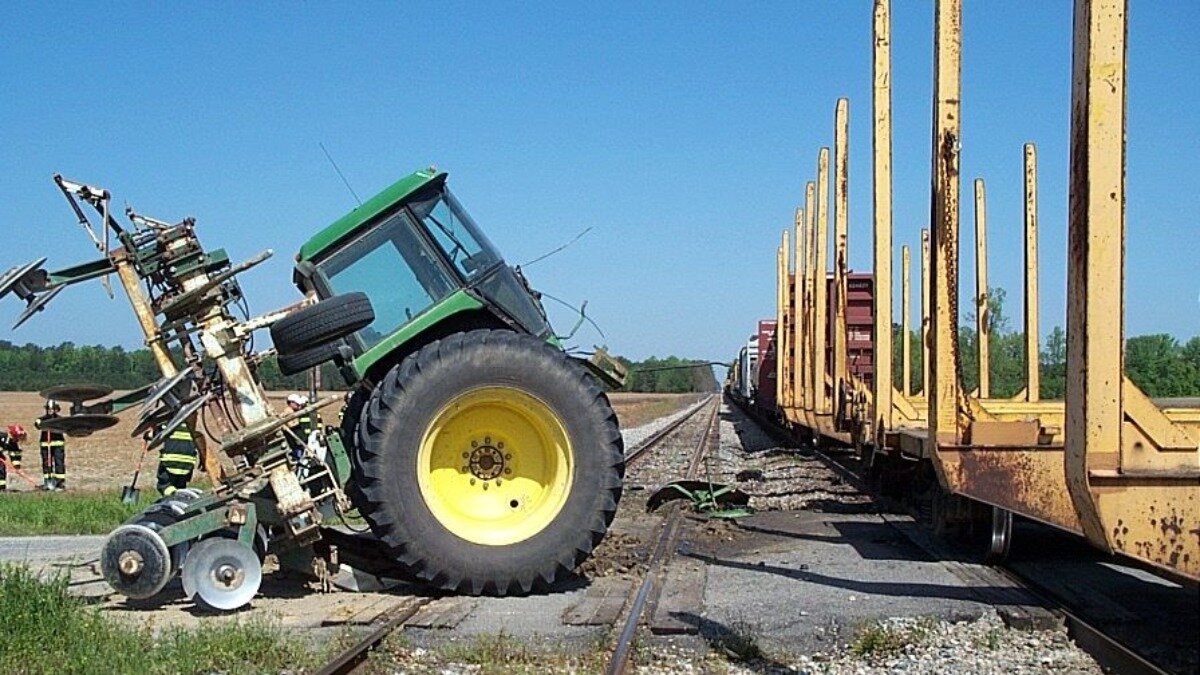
[849,617,936,659]
[0,490,158,536]
[611,394,701,429]
[0,564,329,674]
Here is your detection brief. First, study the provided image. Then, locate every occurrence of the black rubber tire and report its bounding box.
[271,293,374,355]
[277,340,345,376]
[352,329,624,595]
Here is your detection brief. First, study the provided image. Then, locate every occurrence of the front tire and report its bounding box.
[353,330,623,595]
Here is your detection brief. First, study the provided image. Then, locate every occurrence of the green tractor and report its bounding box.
[0,169,626,607]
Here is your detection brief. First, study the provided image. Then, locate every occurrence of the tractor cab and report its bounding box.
[293,169,554,382]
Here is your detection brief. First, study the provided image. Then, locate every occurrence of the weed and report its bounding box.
[849,618,933,659]
[713,614,765,662]
[976,626,1003,650]
[0,564,327,674]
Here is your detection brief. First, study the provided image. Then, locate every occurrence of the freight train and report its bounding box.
[725,209,1200,584]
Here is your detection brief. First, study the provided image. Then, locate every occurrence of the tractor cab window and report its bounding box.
[409,186,501,281]
[316,210,456,349]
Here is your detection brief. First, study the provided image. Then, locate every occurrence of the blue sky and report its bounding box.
[1,2,1196,366]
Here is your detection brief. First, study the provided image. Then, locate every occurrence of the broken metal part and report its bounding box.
[133,369,198,438]
[0,258,50,301]
[646,480,752,517]
[144,393,211,450]
[12,286,63,329]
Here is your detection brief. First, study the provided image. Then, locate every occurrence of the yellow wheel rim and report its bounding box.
[417,387,574,546]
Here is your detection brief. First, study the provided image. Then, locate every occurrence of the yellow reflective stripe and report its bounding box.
[51,473,66,479]
[160,453,198,464]
[41,442,65,447]
[164,467,193,475]
[163,486,178,496]
[169,430,193,441]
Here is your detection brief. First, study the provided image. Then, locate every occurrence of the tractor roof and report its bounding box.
[298,167,447,262]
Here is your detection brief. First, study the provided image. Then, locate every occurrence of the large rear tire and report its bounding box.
[352,330,624,595]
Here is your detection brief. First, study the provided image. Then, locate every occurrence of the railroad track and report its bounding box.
[624,394,716,465]
[313,598,434,675]
[728,395,1174,675]
[606,396,721,675]
[312,396,720,675]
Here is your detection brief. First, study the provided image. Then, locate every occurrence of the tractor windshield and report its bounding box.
[410,184,552,338]
[409,187,501,281]
[315,209,457,348]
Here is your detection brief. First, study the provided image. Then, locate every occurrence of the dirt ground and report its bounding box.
[0,390,701,492]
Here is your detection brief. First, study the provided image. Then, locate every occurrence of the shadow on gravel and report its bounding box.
[667,610,803,674]
[719,410,791,455]
[682,550,1035,607]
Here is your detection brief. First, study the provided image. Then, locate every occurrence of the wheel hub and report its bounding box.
[466,439,510,481]
[118,550,144,575]
[419,387,574,546]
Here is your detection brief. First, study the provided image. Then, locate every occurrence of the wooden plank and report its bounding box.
[406,597,478,629]
[562,577,631,626]
[649,563,706,635]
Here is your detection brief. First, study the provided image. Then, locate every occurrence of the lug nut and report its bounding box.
[470,478,476,486]
[471,440,478,448]
[498,442,504,449]
[505,453,512,460]
[484,436,491,444]
[482,483,489,491]
[504,467,511,474]
[462,451,469,458]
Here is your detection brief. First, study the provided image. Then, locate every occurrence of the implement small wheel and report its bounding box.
[353,330,623,595]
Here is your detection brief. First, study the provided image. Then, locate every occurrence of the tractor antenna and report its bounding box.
[539,291,606,341]
[520,226,592,267]
[320,142,362,206]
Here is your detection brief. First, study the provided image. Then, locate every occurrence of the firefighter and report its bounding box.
[0,425,27,491]
[155,424,198,497]
[4,424,25,471]
[286,393,319,456]
[0,430,8,492]
[35,400,66,491]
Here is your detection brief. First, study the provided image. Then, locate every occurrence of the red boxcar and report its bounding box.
[755,319,778,411]
[825,273,875,387]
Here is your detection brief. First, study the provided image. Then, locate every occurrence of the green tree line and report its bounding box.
[615,356,719,393]
[0,340,337,392]
[889,287,1200,398]
[0,340,721,395]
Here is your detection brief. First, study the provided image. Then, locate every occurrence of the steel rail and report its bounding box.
[727,395,1170,675]
[606,398,721,675]
[624,394,716,466]
[313,598,434,675]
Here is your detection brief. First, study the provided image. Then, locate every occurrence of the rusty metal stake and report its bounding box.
[1024,142,1040,402]
[804,182,818,415]
[873,0,895,431]
[833,98,850,399]
[902,245,912,397]
[974,178,990,399]
[814,148,831,414]
[928,0,964,445]
[921,228,930,399]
